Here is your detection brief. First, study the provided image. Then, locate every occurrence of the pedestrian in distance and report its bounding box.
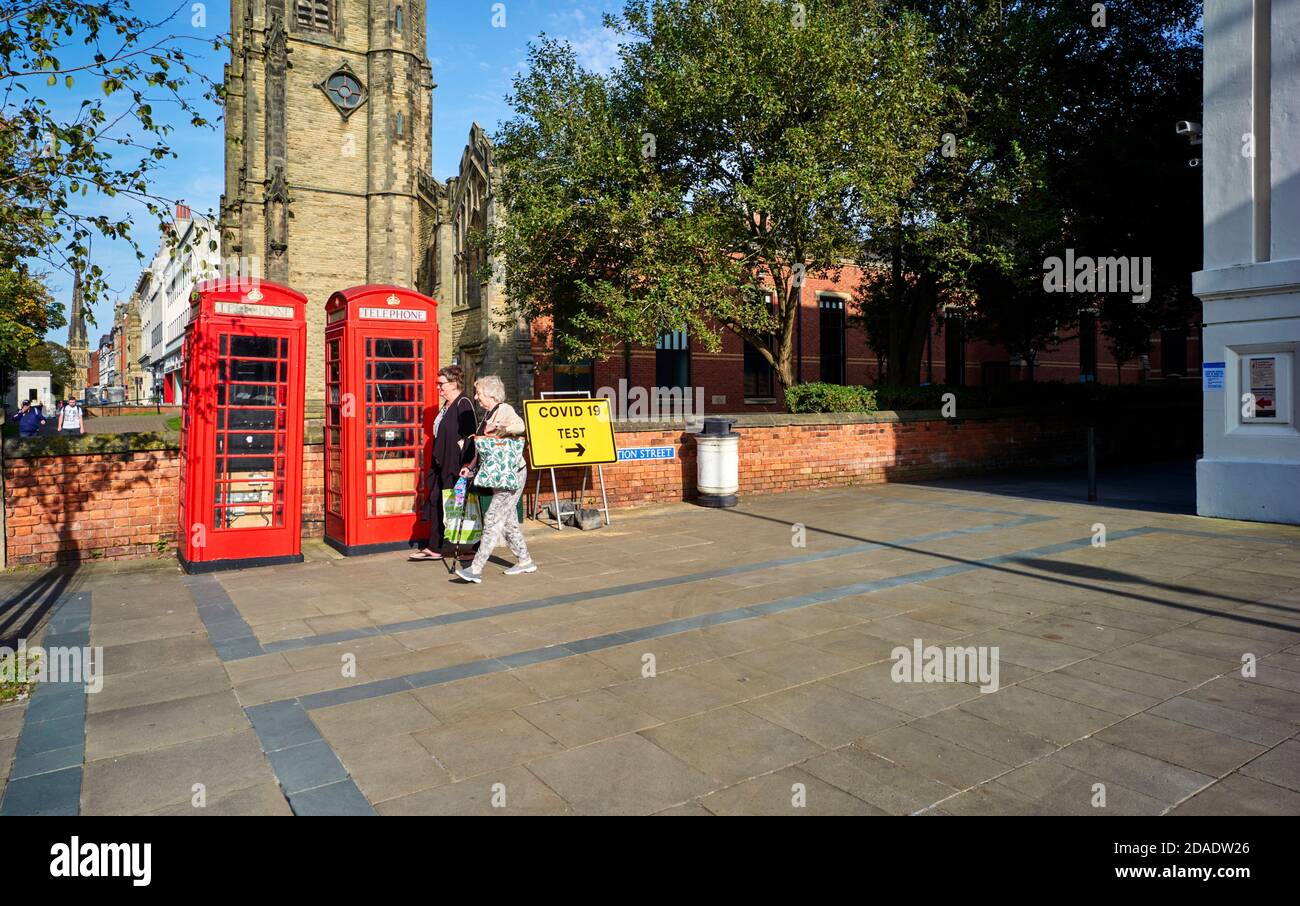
[409,364,479,562]
[56,397,85,437]
[455,375,536,583]
[16,400,46,437]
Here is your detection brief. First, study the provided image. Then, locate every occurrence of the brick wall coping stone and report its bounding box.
[3,431,179,458]
[6,402,1181,457]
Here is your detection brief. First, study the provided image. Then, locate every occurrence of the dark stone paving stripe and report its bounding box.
[182,573,266,660]
[243,514,1054,661]
[245,698,374,816]
[0,592,91,817]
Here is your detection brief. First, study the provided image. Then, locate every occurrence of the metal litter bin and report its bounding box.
[695,417,739,507]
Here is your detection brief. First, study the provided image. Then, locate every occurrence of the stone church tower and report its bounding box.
[220,0,533,408]
[220,0,440,408]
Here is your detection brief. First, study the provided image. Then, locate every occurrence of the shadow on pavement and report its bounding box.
[892,459,1199,516]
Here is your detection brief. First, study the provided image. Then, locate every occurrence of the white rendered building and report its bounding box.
[1194,0,1300,524]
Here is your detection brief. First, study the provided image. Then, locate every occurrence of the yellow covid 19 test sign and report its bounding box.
[522,398,619,469]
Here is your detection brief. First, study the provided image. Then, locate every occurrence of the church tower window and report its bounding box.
[295,0,332,31]
[318,63,367,118]
[395,5,404,33]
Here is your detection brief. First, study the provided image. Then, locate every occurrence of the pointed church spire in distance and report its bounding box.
[68,264,87,348]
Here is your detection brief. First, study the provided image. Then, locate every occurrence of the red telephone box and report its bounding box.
[178,280,308,573]
[323,285,438,555]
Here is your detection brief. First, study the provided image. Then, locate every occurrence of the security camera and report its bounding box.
[1176,121,1202,145]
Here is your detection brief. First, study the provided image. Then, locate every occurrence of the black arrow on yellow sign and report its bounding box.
[565,443,586,456]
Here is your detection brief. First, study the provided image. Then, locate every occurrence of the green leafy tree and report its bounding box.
[491,0,942,390]
[23,339,75,396]
[0,262,61,367]
[856,0,1202,385]
[1,0,222,312]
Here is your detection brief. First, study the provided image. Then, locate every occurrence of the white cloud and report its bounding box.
[562,24,626,74]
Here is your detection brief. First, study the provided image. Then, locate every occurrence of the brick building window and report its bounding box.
[1078,311,1098,382]
[1161,328,1188,377]
[819,296,846,385]
[944,313,965,386]
[550,319,592,394]
[743,293,776,400]
[553,358,593,394]
[655,328,690,391]
[295,0,332,30]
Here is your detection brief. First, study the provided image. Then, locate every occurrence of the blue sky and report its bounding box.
[45,0,627,347]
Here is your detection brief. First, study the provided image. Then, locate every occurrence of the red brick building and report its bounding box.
[530,264,1202,410]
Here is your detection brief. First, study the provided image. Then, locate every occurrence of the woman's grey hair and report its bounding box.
[474,375,507,406]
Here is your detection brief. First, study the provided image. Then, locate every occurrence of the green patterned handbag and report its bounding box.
[473,437,525,490]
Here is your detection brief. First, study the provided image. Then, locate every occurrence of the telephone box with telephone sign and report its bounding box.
[323,285,438,555]
[178,280,308,573]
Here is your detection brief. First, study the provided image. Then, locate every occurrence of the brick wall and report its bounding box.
[535,414,1081,511]
[2,409,1171,566]
[4,449,178,566]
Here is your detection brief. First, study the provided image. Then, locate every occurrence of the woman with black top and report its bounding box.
[409,364,478,561]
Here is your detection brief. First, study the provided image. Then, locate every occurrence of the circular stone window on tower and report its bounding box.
[319,64,367,119]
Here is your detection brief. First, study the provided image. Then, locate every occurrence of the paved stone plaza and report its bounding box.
[2,467,1299,816]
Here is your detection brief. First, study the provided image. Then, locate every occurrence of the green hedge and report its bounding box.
[785,379,1199,414]
[869,379,1200,413]
[785,383,879,413]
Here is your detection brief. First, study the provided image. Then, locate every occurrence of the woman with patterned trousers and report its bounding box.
[455,375,536,583]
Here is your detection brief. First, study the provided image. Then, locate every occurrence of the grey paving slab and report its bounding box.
[700,767,886,816]
[288,778,376,816]
[1020,670,1164,717]
[1053,738,1215,805]
[311,692,442,744]
[739,682,909,748]
[515,689,661,748]
[8,741,84,781]
[84,691,248,761]
[81,728,276,815]
[1186,676,1300,726]
[908,709,1059,765]
[1170,773,1300,816]
[640,705,824,786]
[1092,713,1267,776]
[527,734,717,816]
[376,765,571,815]
[822,661,985,717]
[330,732,451,803]
[0,766,81,816]
[1149,695,1296,746]
[147,781,294,816]
[958,685,1121,746]
[855,725,1014,790]
[266,738,350,795]
[1239,740,1300,792]
[245,699,321,752]
[413,711,564,780]
[800,746,959,815]
[991,759,1166,815]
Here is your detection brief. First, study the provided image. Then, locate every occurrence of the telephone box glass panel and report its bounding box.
[213,333,290,530]
[366,337,423,516]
